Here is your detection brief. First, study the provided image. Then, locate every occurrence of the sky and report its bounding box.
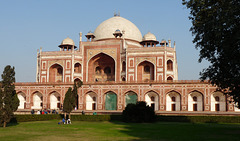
[0,0,209,82]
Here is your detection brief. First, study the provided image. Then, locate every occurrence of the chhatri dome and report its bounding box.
[58,37,77,49]
[94,15,142,42]
[142,32,157,41]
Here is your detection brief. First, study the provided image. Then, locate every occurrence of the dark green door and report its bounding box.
[125,92,137,106]
[105,92,117,110]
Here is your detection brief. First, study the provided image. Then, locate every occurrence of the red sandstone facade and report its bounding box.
[15,15,240,114]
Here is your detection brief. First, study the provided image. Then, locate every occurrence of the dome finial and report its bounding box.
[114,11,120,17]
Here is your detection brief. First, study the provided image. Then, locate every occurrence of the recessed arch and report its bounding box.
[188,91,204,111]
[167,60,173,71]
[74,63,81,73]
[49,63,64,82]
[88,53,115,82]
[145,90,159,111]
[74,78,82,84]
[125,91,138,107]
[85,91,97,110]
[167,76,173,81]
[104,91,117,110]
[17,92,26,109]
[211,91,226,111]
[166,91,181,111]
[49,91,61,109]
[137,60,154,82]
[31,91,43,109]
[122,61,126,72]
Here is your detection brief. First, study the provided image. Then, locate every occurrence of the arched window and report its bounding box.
[167,76,173,81]
[171,96,176,102]
[122,61,126,72]
[74,63,81,73]
[151,96,155,101]
[104,67,111,74]
[95,67,101,74]
[122,77,126,81]
[57,68,63,76]
[193,96,197,102]
[167,60,173,71]
[215,96,220,102]
[144,65,150,73]
[93,97,96,101]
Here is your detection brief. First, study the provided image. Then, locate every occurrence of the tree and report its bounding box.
[182,0,240,107]
[63,81,82,119]
[122,101,156,123]
[63,87,73,119]
[0,65,19,127]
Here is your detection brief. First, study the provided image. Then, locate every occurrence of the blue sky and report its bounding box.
[0,0,209,82]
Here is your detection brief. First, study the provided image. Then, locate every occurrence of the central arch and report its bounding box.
[88,53,115,82]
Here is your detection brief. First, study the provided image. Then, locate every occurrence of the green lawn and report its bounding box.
[0,120,240,141]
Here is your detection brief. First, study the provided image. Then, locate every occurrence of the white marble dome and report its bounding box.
[61,37,75,46]
[143,32,157,41]
[94,16,142,42]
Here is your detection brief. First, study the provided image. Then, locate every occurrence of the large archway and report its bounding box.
[125,91,138,107]
[211,92,226,111]
[105,91,117,110]
[31,92,43,109]
[88,53,115,82]
[50,92,61,109]
[145,91,159,111]
[86,92,97,110]
[166,91,181,111]
[188,91,203,111]
[137,61,154,82]
[17,92,26,109]
[49,64,63,82]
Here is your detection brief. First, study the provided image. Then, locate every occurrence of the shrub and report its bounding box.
[122,101,156,123]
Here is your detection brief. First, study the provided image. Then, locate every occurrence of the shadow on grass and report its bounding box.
[0,122,19,128]
[6,122,19,127]
[109,115,240,141]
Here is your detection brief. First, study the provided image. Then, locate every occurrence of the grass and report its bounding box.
[0,120,240,141]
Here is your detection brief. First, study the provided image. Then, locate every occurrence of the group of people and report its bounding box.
[59,118,71,124]
[31,109,58,115]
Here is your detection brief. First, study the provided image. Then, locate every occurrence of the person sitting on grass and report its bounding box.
[58,118,65,125]
[67,118,71,124]
[59,118,65,124]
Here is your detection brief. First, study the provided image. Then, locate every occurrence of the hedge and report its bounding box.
[71,115,122,121]
[10,114,122,123]
[10,114,240,123]
[10,114,63,123]
[158,115,240,123]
